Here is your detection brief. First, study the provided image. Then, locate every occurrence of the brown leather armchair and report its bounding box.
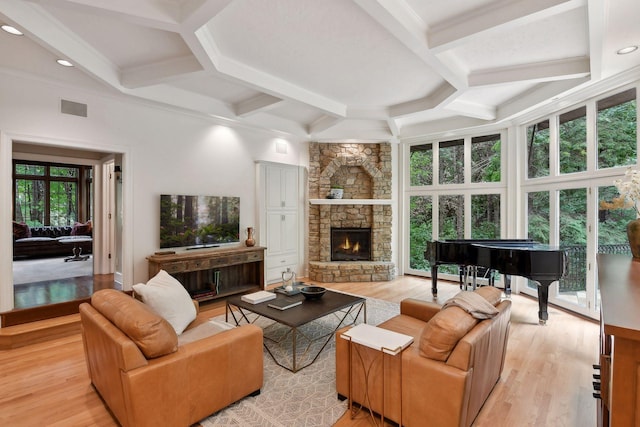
[79,289,263,427]
[336,287,511,427]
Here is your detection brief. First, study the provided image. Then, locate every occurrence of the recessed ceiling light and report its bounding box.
[1,24,23,36]
[56,59,74,67]
[617,45,638,55]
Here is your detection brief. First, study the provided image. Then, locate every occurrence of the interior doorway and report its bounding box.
[6,141,119,324]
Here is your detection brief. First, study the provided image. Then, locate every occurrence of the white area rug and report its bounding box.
[201,296,400,427]
[12,256,93,284]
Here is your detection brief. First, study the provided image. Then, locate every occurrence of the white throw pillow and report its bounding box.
[132,270,197,335]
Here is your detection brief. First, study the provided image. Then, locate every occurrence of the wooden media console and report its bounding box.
[148,246,265,302]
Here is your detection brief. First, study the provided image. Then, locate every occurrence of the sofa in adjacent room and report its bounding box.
[335,286,511,427]
[12,221,93,259]
[80,286,264,427]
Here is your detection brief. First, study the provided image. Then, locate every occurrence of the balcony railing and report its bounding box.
[558,244,630,292]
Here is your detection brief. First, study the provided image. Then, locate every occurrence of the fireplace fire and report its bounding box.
[331,228,371,261]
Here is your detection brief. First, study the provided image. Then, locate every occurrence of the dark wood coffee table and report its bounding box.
[226,290,366,372]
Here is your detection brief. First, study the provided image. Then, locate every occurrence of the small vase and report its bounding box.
[245,227,256,247]
[627,219,640,258]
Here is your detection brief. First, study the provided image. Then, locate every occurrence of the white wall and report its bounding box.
[0,73,307,305]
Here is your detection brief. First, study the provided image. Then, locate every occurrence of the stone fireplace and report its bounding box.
[308,142,395,282]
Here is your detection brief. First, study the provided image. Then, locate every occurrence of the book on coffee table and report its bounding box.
[241,290,276,304]
[267,298,302,311]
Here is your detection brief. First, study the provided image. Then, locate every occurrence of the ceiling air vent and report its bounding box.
[60,99,87,117]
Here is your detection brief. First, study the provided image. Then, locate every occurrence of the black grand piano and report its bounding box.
[425,239,567,324]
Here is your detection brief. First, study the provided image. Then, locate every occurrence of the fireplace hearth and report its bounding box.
[331,228,371,261]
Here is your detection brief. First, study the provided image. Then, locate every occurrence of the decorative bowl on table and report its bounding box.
[300,286,326,300]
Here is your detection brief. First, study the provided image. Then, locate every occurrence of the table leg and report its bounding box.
[64,244,90,262]
[292,327,297,373]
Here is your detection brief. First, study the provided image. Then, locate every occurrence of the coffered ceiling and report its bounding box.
[1,0,639,141]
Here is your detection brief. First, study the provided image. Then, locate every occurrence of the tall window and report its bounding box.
[13,161,91,226]
[406,133,504,275]
[597,88,637,169]
[521,87,638,319]
[409,195,432,270]
[409,144,433,186]
[527,119,550,178]
[439,139,464,184]
[472,194,500,238]
[527,191,550,244]
[471,134,501,183]
[559,107,587,174]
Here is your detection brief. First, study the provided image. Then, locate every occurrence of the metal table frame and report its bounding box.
[226,291,366,372]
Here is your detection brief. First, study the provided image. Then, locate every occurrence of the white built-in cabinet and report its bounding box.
[256,161,302,284]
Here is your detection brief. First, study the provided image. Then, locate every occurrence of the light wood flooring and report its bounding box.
[0,275,600,426]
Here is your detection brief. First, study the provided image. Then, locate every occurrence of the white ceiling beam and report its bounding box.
[130,84,236,118]
[387,118,400,138]
[2,0,122,88]
[30,0,182,31]
[234,94,284,117]
[314,124,394,143]
[346,107,390,120]
[194,26,347,117]
[180,0,233,31]
[179,30,219,74]
[469,57,591,87]
[389,83,458,118]
[307,115,344,135]
[497,77,590,121]
[121,55,204,88]
[401,116,490,139]
[353,0,467,89]
[429,0,585,53]
[586,0,606,80]
[445,100,496,121]
[354,0,427,44]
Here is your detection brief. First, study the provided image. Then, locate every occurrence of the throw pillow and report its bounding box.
[12,221,31,239]
[71,220,92,236]
[91,289,178,359]
[133,270,197,335]
[419,306,478,361]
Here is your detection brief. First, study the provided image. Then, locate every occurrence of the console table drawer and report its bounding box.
[209,257,231,268]
[187,259,211,271]
[162,262,187,274]
[244,251,264,262]
[225,251,264,265]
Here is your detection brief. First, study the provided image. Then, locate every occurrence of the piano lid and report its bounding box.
[473,242,564,252]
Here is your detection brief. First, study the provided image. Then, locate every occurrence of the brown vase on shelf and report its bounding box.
[245,227,256,247]
[627,218,640,259]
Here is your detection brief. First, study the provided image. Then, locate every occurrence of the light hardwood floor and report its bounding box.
[0,275,600,426]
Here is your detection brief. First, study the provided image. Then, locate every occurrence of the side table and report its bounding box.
[341,324,413,425]
[59,236,92,262]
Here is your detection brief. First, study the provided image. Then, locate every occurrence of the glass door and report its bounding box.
[555,188,588,309]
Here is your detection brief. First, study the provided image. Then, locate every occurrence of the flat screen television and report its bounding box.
[160,194,240,249]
